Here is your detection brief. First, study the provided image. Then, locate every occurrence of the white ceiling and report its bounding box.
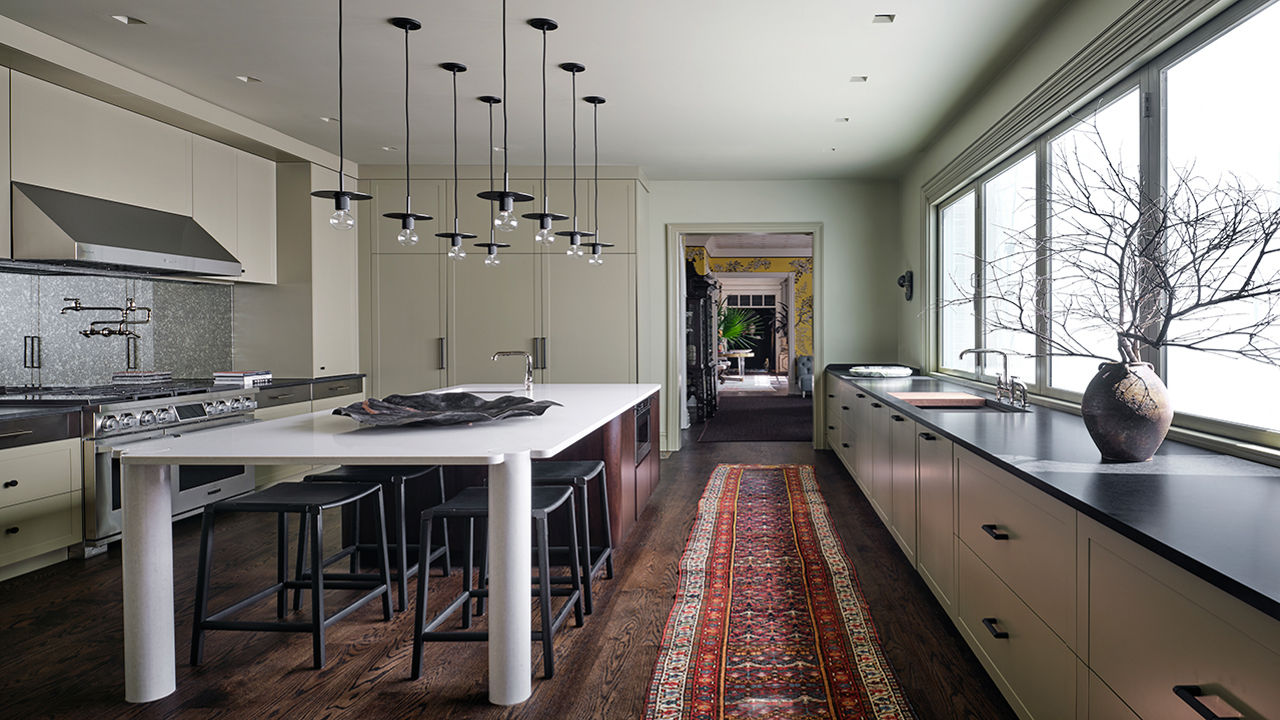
[0,0,1063,180]
[686,233,813,257]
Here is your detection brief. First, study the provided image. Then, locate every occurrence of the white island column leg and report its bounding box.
[121,463,177,703]
[487,451,533,705]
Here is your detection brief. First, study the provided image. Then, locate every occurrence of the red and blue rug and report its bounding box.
[644,464,914,719]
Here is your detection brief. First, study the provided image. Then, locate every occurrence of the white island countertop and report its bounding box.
[120,383,661,465]
[116,382,660,707]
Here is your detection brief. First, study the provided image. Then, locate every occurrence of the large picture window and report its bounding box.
[933,0,1280,444]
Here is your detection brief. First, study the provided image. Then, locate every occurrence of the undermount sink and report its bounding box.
[927,399,1029,413]
[889,391,1029,413]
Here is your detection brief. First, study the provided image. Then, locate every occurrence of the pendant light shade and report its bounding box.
[435,62,475,259]
[382,17,431,247]
[475,0,534,233]
[311,0,372,231]
[583,96,612,266]
[475,95,510,266]
[554,63,593,257]
[522,18,568,245]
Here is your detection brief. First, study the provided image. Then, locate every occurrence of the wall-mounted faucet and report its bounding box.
[959,347,1022,406]
[491,350,534,392]
[61,297,153,339]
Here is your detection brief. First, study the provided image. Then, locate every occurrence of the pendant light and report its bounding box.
[475,0,534,233]
[583,96,612,266]
[435,62,474,259]
[522,18,568,245]
[554,63,593,256]
[475,95,510,266]
[383,18,431,246]
[311,0,372,231]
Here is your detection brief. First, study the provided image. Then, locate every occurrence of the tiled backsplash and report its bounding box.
[0,269,232,385]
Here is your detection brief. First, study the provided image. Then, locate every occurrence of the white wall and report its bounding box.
[640,179,901,449]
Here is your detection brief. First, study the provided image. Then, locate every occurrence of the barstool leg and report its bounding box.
[565,496,585,627]
[575,484,594,615]
[436,468,452,576]
[372,490,394,620]
[293,515,307,612]
[477,518,489,617]
[276,512,288,619]
[411,511,434,681]
[598,468,615,579]
[309,509,326,669]
[463,517,475,628]
[392,480,408,612]
[534,513,556,678]
[190,509,216,666]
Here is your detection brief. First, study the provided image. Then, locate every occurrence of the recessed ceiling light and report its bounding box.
[321,116,340,123]
[849,75,869,83]
[835,117,850,123]
[872,14,896,23]
[381,146,398,152]
[111,15,146,25]
[235,75,262,84]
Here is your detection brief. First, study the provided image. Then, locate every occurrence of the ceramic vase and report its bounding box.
[1080,361,1173,462]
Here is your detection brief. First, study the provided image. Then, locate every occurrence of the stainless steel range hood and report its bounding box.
[10,182,242,277]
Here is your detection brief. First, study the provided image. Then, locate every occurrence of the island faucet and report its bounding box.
[491,350,534,392]
[959,348,1014,405]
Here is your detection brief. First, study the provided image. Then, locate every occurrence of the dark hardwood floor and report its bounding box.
[0,432,1016,719]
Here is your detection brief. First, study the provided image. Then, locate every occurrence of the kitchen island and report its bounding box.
[116,382,660,706]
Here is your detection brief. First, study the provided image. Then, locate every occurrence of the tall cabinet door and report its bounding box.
[447,252,541,384]
[372,254,446,395]
[542,253,636,382]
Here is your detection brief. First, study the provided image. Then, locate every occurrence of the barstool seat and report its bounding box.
[410,485,584,681]
[531,459,613,615]
[191,481,393,669]
[302,464,452,612]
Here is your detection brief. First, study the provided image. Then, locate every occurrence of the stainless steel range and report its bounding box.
[1,382,259,554]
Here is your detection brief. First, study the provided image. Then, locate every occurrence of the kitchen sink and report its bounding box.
[925,399,1030,413]
[889,391,1029,413]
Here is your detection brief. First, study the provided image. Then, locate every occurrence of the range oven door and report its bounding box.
[84,432,256,545]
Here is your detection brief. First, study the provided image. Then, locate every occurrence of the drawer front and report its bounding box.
[1090,540,1280,719]
[0,438,80,509]
[1089,670,1140,720]
[957,450,1076,643]
[0,492,82,567]
[825,383,842,449]
[0,412,78,451]
[255,386,312,410]
[957,541,1077,720]
[916,430,955,611]
[312,377,364,401]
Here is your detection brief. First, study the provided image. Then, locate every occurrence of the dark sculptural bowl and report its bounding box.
[333,392,562,428]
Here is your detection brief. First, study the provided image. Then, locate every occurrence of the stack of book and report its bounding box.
[112,371,173,385]
[213,370,273,388]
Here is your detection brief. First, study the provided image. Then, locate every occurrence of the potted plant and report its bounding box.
[951,125,1280,461]
[717,301,761,353]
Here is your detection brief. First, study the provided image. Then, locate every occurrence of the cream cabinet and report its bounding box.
[371,253,447,395]
[447,251,541,384]
[916,428,956,614]
[235,151,277,284]
[888,412,918,564]
[0,438,82,574]
[1,69,10,259]
[192,135,239,255]
[234,163,358,377]
[11,72,192,215]
[823,383,842,452]
[541,252,636,383]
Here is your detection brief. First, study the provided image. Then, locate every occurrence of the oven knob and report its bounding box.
[118,413,137,430]
[156,407,175,423]
[99,415,119,433]
[229,397,243,410]
[203,401,217,415]
[216,400,230,413]
[139,410,156,427]
[242,397,257,410]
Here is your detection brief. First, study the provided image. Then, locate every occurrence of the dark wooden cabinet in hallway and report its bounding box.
[0,433,1016,719]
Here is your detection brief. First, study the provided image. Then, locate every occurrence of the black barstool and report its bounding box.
[191,481,393,669]
[410,485,584,681]
[531,460,613,615]
[300,465,452,612]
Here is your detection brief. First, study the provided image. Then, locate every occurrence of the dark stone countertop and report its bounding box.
[823,365,1280,623]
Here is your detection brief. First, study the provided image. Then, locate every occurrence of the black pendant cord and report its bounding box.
[488,100,497,237]
[401,25,410,214]
[540,27,548,211]
[501,0,510,192]
[571,70,578,225]
[337,0,345,193]
[452,70,460,223]
[592,101,599,233]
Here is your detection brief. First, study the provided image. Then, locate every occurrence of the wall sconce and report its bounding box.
[897,270,913,301]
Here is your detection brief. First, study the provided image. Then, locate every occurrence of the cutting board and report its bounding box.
[888,391,986,407]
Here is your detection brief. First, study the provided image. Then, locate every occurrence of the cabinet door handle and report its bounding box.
[855,393,866,398]
[439,337,447,370]
[827,425,836,430]
[981,523,1009,540]
[981,617,1008,639]
[1172,685,1239,719]
[2,480,17,489]
[870,402,882,408]
[841,405,850,410]
[827,393,835,398]
[0,430,33,439]
[919,432,937,441]
[842,443,850,448]
[4,526,19,535]
[891,415,906,422]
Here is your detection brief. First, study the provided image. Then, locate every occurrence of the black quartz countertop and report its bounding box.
[824,365,1280,623]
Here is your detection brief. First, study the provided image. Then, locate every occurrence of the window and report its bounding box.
[982,154,1038,382]
[939,192,976,372]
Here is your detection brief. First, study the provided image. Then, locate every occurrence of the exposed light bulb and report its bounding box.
[566,243,578,256]
[397,227,419,246]
[484,253,501,266]
[448,241,467,259]
[495,209,518,232]
[574,244,585,257]
[329,209,355,231]
[535,218,555,244]
[588,253,603,266]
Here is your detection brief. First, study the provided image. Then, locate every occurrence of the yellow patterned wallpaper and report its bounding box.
[685,246,813,356]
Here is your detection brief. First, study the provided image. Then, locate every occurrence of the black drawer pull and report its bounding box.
[870,402,882,408]
[841,443,850,448]
[981,524,1009,540]
[1172,685,1238,719]
[326,385,348,392]
[268,393,295,400]
[855,393,866,398]
[919,432,937,441]
[841,405,850,411]
[3,480,17,488]
[4,527,18,536]
[827,393,835,398]
[981,617,1008,639]
[891,415,906,422]
[827,425,836,430]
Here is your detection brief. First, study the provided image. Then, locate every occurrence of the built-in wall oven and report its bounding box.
[81,387,259,550]
[634,395,652,466]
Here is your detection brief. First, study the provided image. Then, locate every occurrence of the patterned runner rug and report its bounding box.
[644,464,914,719]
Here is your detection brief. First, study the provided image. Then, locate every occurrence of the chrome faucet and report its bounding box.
[491,350,534,392]
[959,348,1015,405]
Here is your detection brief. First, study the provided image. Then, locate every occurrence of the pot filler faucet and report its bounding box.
[958,348,1026,408]
[491,350,534,392]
